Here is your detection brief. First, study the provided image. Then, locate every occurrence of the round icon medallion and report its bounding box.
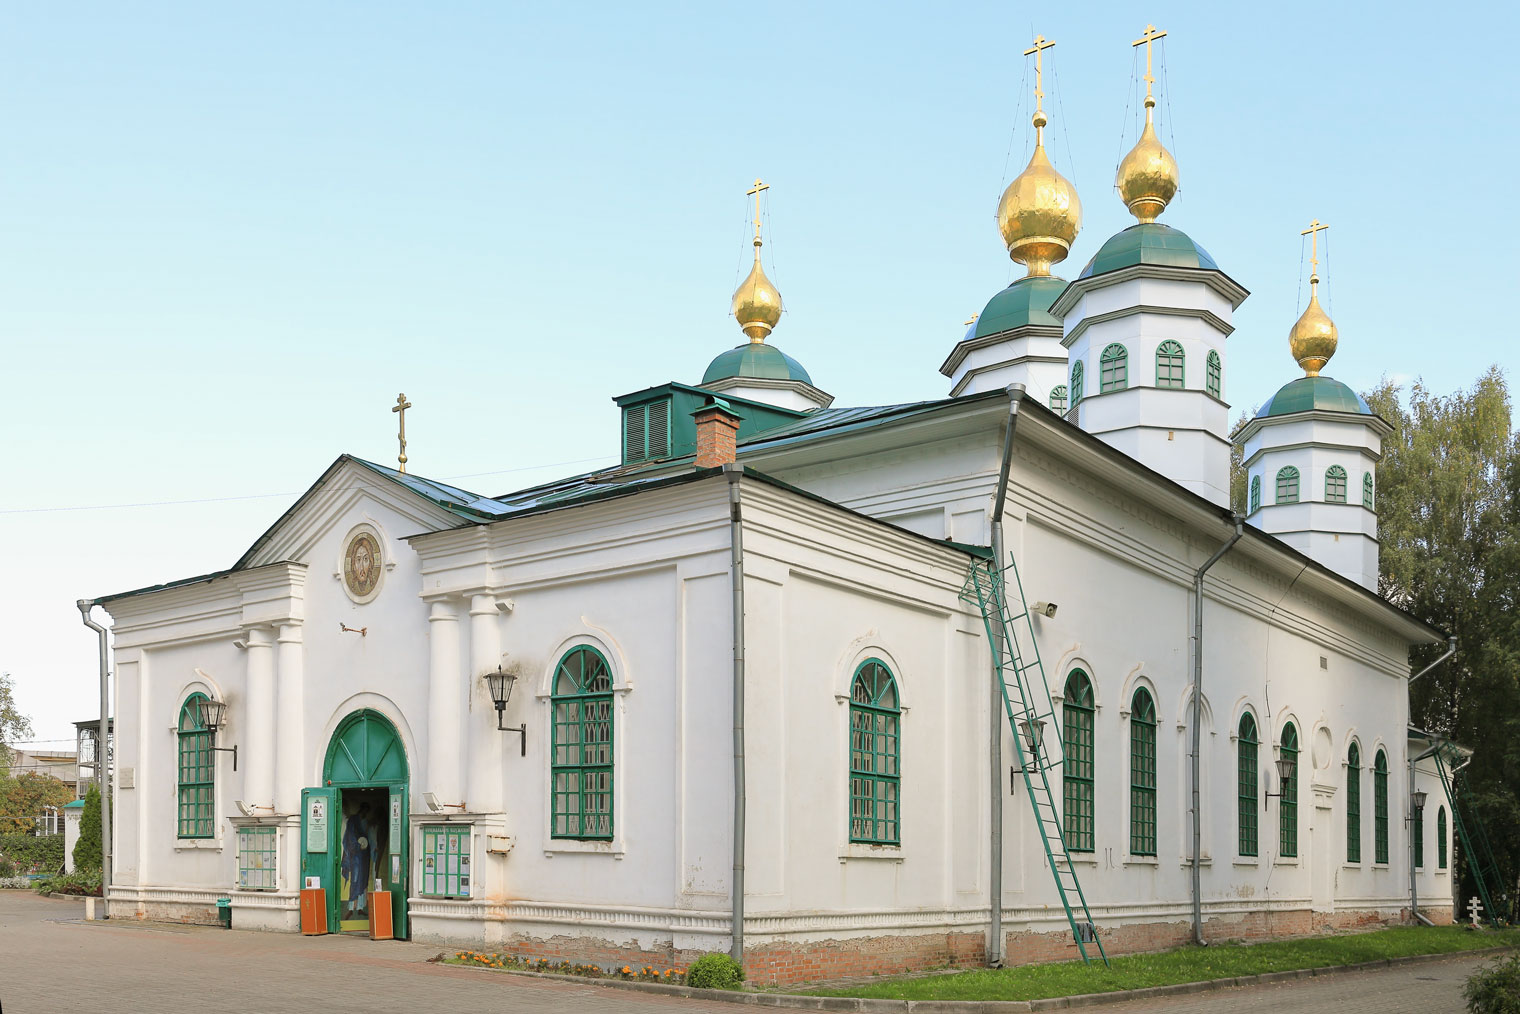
[343,530,383,601]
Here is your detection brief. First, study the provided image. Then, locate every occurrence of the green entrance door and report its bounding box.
[300,710,411,939]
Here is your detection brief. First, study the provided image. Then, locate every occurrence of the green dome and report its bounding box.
[702,342,813,385]
[1078,223,1219,279]
[969,275,1067,340]
[1256,376,1372,418]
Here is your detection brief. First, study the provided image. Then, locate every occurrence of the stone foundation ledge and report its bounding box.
[445,944,1517,1012]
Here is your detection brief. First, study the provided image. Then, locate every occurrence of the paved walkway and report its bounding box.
[0,891,1490,1013]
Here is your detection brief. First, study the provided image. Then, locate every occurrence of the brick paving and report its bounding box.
[0,891,1490,1013]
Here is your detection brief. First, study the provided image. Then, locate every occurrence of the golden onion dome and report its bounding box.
[1116,98,1179,223]
[997,112,1082,277]
[1288,280,1338,376]
[730,238,783,342]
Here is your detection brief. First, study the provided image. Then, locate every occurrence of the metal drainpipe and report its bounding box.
[1407,637,1457,925]
[988,384,1025,967]
[1190,517,1244,946]
[77,600,112,916]
[724,463,747,964]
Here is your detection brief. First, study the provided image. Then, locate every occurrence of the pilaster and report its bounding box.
[274,621,304,815]
[427,597,463,806]
[242,626,277,811]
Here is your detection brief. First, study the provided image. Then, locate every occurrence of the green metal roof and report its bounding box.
[970,274,1067,338]
[1256,375,1372,418]
[702,342,813,385]
[1078,223,1219,279]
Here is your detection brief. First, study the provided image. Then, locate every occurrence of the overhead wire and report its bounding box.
[1114,47,1139,179]
[1160,39,1180,197]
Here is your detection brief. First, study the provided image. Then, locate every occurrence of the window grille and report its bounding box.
[1250,476,1261,514]
[1276,466,1301,504]
[1238,713,1258,857]
[237,827,277,890]
[1346,743,1361,863]
[1363,472,1375,508]
[1155,341,1185,389]
[1063,671,1095,853]
[178,693,214,838]
[420,824,471,897]
[551,646,615,839]
[1206,350,1222,398]
[1070,361,1084,406]
[848,659,901,845]
[1099,344,1129,392]
[1129,689,1157,856]
[1374,750,1389,864]
[1438,807,1448,870]
[1415,804,1425,869]
[1049,385,1068,414]
[1280,723,1299,858]
[1326,465,1348,503]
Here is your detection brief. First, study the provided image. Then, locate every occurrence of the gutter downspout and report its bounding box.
[988,383,1026,967]
[1189,516,1244,946]
[77,600,111,916]
[724,463,747,964]
[1407,637,1458,926]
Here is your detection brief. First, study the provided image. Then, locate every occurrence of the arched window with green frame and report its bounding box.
[1049,385,1068,414]
[550,646,615,840]
[849,659,900,845]
[1063,670,1095,853]
[1415,801,1425,868]
[178,693,214,838]
[1250,476,1262,514]
[1374,749,1389,863]
[1326,465,1348,503]
[1099,344,1129,392]
[1438,806,1448,870]
[1070,361,1084,406]
[1279,722,1299,857]
[1346,742,1362,863]
[1155,341,1185,388]
[1363,472,1375,508]
[1206,350,1222,398]
[1276,466,1301,504]
[1237,713,1258,857]
[1129,688,1157,856]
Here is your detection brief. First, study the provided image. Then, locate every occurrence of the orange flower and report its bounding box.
[621,965,631,974]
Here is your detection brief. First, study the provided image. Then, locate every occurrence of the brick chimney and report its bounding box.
[692,398,742,468]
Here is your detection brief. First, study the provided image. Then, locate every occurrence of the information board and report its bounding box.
[306,795,328,853]
[420,825,471,897]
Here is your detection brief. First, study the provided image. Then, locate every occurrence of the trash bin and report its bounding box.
[216,897,232,929]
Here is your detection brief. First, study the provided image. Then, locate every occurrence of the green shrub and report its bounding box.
[0,833,64,874]
[1466,953,1520,1014]
[33,870,101,896]
[685,952,744,990]
[73,786,101,872]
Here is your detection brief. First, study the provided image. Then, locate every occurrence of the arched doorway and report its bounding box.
[301,710,410,938]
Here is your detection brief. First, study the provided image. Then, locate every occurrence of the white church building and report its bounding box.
[86,32,1460,985]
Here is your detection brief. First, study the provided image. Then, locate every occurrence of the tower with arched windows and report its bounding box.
[1232,224,1388,591]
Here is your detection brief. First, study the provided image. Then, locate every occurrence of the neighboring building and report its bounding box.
[85,31,1457,985]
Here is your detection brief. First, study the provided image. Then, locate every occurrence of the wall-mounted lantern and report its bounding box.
[194,696,239,771]
[1264,752,1297,810]
[1410,790,1427,817]
[1011,718,1047,789]
[485,666,526,757]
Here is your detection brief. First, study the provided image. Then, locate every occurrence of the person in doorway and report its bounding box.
[341,802,374,922]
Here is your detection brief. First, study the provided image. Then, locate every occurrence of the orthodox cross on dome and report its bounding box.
[1301,218,1329,282]
[1132,23,1167,105]
[1023,34,1056,142]
[392,392,412,474]
[746,178,770,246]
[964,314,978,326]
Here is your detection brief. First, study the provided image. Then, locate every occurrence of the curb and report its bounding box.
[444,944,1517,1012]
[45,893,88,902]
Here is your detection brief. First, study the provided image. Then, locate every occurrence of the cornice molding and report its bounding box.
[939,322,1064,377]
[1051,263,1250,317]
[1062,303,1235,350]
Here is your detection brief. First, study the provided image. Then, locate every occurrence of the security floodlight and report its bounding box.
[1031,602,1058,618]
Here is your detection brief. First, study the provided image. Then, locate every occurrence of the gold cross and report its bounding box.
[392,392,412,474]
[1301,219,1329,276]
[1023,34,1055,136]
[746,178,770,244]
[964,314,978,326]
[1132,24,1167,102]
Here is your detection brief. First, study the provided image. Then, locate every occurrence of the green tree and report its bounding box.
[0,772,74,834]
[1228,407,1258,515]
[0,672,33,776]
[74,784,101,872]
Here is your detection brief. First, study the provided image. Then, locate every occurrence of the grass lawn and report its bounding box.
[804,926,1520,1002]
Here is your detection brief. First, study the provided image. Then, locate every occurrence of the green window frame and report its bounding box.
[1129,688,1157,856]
[1206,350,1222,398]
[1276,466,1301,504]
[420,824,471,897]
[1363,472,1375,508]
[236,826,276,889]
[1238,713,1258,857]
[1279,722,1299,858]
[1346,742,1362,863]
[1062,670,1095,853]
[848,659,901,845]
[1326,465,1348,503]
[550,646,615,840]
[1250,476,1261,514]
[622,399,671,464]
[1099,343,1129,392]
[1155,341,1185,388]
[1374,749,1389,864]
[1438,806,1448,870]
[1414,803,1425,869]
[177,693,214,838]
[1070,361,1084,406]
[1049,385,1068,414]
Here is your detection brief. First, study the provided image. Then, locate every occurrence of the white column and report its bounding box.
[274,621,305,815]
[243,627,277,810]
[466,594,504,813]
[427,599,463,805]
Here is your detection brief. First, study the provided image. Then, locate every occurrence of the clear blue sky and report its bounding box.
[4,1,1515,744]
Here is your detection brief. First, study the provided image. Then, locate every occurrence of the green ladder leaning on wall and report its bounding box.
[964,556,1108,966]
[1433,750,1505,926]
